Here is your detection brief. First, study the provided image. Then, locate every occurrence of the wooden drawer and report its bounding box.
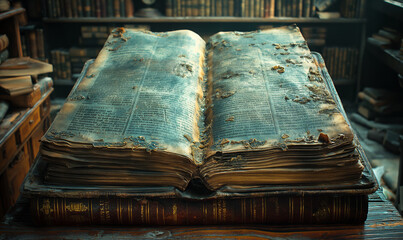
[19,107,41,143]
[0,134,17,172]
[0,143,30,210]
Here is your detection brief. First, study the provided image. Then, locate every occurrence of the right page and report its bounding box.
[201,25,363,191]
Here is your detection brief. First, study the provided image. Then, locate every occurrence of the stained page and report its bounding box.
[43,29,205,161]
[206,25,353,153]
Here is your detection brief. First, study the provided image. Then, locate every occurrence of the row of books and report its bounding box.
[368,27,402,50]
[42,0,134,18]
[340,0,366,18]
[20,26,46,61]
[51,47,101,80]
[322,47,359,83]
[166,0,317,17]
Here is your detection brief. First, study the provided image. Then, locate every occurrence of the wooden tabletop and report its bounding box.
[0,190,402,239]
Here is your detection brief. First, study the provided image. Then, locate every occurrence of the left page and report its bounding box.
[42,29,205,162]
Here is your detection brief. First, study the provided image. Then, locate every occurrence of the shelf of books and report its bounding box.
[43,17,367,24]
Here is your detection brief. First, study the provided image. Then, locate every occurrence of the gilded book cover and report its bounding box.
[22,25,377,225]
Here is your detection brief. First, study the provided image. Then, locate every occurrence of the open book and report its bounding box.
[40,26,368,193]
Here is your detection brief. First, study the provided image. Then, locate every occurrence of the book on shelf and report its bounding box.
[51,49,71,80]
[340,0,366,18]
[357,88,403,120]
[22,26,377,225]
[322,47,359,83]
[21,25,46,61]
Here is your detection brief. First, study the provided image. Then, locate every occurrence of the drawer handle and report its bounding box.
[29,119,34,124]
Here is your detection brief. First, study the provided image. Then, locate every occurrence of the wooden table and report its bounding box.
[0,190,402,239]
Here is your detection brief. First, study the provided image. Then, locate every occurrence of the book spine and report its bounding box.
[119,0,125,17]
[211,0,215,16]
[84,0,91,17]
[106,0,113,17]
[181,0,186,16]
[36,29,46,59]
[95,0,102,17]
[292,0,297,17]
[77,0,84,17]
[282,0,287,16]
[186,0,192,16]
[166,0,173,16]
[55,0,61,17]
[303,0,310,17]
[37,77,54,95]
[200,0,205,16]
[71,0,78,17]
[216,0,222,16]
[28,31,38,59]
[31,195,368,225]
[205,0,210,16]
[254,0,259,17]
[114,0,120,17]
[298,0,303,17]
[275,0,281,17]
[229,0,234,16]
[260,0,264,17]
[192,0,198,16]
[65,0,73,17]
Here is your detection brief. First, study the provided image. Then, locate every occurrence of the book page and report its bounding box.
[205,25,353,154]
[43,29,205,161]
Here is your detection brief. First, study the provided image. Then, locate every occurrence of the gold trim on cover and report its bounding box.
[40,198,53,216]
[173,203,178,224]
[222,200,227,222]
[90,199,94,224]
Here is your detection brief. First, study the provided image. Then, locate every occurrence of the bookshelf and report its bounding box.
[0,8,25,58]
[361,0,403,216]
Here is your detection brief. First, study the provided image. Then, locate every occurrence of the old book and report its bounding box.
[0,57,52,77]
[0,77,53,107]
[23,26,377,225]
[0,75,33,96]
